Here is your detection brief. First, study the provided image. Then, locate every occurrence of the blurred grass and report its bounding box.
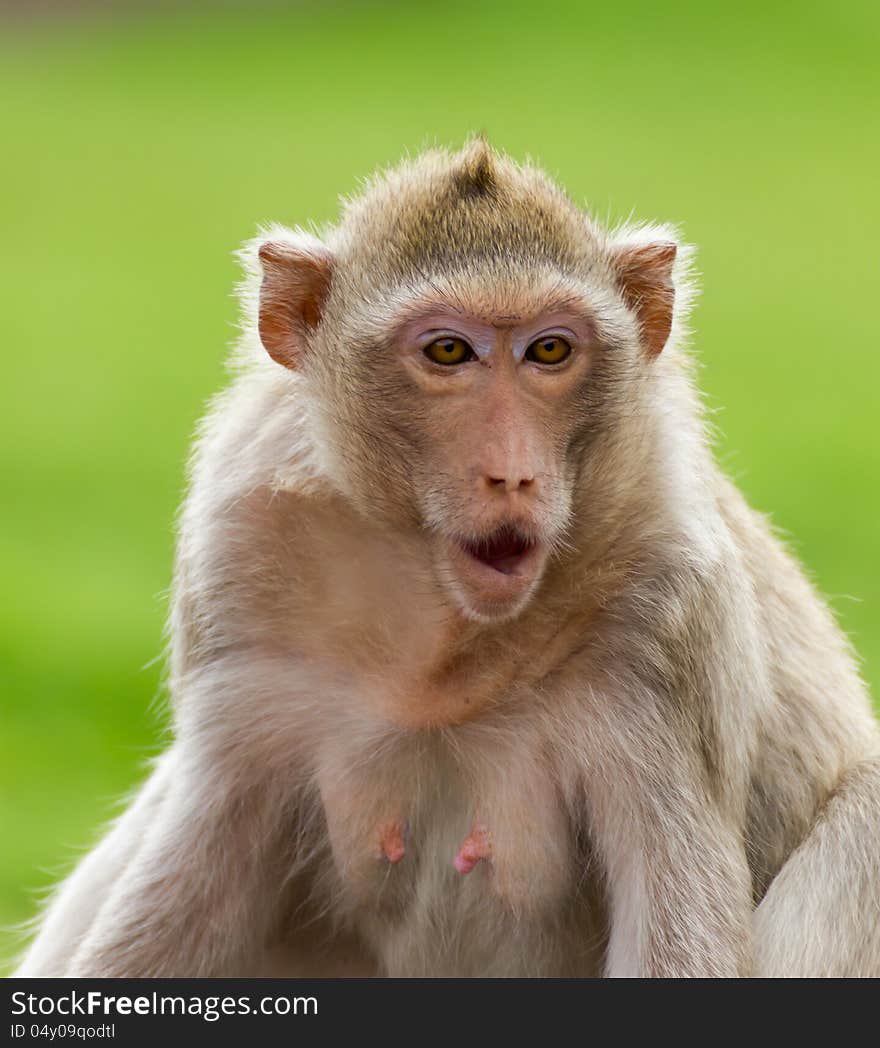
[1,0,878,971]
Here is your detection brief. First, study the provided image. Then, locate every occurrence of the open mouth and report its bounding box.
[442,524,549,619]
[461,527,536,576]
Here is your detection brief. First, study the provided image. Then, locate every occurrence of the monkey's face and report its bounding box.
[332,288,602,623]
[254,145,679,623]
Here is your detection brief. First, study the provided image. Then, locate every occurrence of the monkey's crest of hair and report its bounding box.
[447,134,499,200]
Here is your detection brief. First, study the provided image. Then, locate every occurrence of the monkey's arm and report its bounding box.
[590,763,752,976]
[753,752,880,976]
[55,742,297,978]
[582,692,753,978]
[14,752,174,976]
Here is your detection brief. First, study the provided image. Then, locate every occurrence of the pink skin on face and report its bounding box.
[391,301,595,622]
[453,824,492,874]
[376,819,408,864]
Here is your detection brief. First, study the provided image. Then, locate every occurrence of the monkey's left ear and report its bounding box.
[609,241,677,356]
[257,238,334,369]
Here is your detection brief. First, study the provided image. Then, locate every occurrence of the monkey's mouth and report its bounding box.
[441,525,548,620]
[461,528,536,576]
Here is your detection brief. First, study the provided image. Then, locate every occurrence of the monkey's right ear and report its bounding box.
[257,239,334,369]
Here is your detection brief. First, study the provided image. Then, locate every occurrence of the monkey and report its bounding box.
[14,139,880,979]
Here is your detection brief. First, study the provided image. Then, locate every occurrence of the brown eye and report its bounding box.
[525,336,572,365]
[423,337,474,366]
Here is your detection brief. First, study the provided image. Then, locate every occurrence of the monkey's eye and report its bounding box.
[423,337,474,366]
[525,336,572,365]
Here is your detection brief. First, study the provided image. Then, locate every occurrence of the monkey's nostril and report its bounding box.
[486,475,535,492]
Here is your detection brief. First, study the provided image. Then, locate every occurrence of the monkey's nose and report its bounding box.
[484,472,535,494]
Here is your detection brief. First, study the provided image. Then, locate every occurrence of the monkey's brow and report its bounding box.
[382,282,596,340]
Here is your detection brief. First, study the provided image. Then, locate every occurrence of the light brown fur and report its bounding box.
[15,141,880,978]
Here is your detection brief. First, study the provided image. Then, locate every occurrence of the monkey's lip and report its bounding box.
[459,528,538,577]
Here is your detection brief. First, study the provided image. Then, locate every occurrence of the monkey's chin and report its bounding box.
[439,536,548,623]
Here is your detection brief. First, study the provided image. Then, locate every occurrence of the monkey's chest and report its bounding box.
[315,732,604,977]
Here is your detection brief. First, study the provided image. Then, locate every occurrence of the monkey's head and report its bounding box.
[252,141,690,622]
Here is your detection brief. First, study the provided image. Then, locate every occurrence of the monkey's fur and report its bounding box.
[17,141,880,978]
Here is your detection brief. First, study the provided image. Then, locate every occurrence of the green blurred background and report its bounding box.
[1,0,878,972]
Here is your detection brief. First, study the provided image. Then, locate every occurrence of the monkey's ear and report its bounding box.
[257,239,334,369]
[609,241,677,356]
